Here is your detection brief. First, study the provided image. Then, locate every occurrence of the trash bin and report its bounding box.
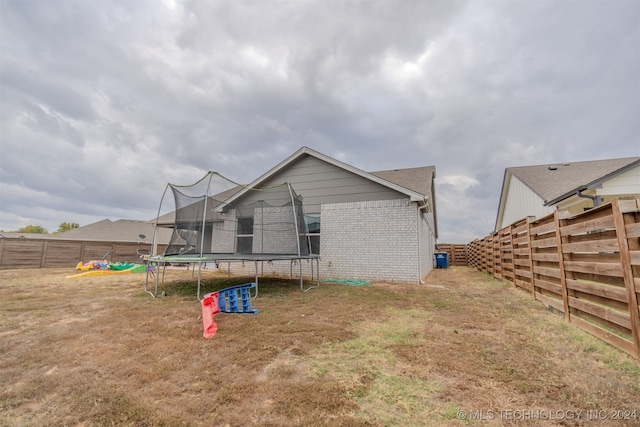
[434,252,449,269]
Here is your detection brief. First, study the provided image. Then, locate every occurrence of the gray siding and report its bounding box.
[257,154,409,212]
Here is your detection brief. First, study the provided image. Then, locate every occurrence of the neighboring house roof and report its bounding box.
[52,219,172,244]
[0,232,59,239]
[495,156,640,230]
[506,157,639,206]
[224,146,432,206]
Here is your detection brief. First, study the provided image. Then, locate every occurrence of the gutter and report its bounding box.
[417,199,432,285]
[544,158,640,207]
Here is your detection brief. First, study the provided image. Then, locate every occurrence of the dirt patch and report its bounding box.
[1,266,638,426]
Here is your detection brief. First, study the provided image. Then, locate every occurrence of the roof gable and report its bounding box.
[225,146,432,205]
[507,157,639,205]
[54,219,172,243]
[495,156,640,231]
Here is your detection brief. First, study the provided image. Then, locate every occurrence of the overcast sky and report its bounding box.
[1,0,638,243]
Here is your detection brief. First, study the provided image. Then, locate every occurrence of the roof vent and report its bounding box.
[548,166,558,171]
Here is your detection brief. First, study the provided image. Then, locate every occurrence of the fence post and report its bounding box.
[40,240,48,268]
[612,199,640,362]
[507,223,515,285]
[484,237,490,273]
[0,238,5,267]
[553,210,571,322]
[495,231,502,279]
[525,216,536,299]
[492,232,499,278]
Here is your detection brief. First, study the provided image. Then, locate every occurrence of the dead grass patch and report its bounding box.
[1,266,638,426]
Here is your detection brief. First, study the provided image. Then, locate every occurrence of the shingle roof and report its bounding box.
[0,232,59,239]
[507,157,640,205]
[53,219,173,243]
[370,166,435,198]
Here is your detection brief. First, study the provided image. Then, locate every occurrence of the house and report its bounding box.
[495,156,640,230]
[53,219,173,245]
[0,232,59,239]
[156,146,438,283]
[0,219,173,243]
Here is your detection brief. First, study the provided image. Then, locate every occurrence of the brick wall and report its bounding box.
[223,198,433,284]
[211,212,236,253]
[320,199,420,283]
[253,205,298,254]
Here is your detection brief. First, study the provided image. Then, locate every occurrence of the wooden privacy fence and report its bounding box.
[467,198,640,362]
[0,238,162,269]
[437,244,468,266]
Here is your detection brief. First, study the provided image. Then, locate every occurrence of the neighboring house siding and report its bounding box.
[554,166,640,216]
[497,158,639,231]
[598,165,640,197]
[321,199,420,283]
[555,197,596,216]
[500,176,553,229]
[259,155,408,214]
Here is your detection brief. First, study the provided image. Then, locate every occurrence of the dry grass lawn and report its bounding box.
[1,266,639,426]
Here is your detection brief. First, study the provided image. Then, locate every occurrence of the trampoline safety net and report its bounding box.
[154,172,311,258]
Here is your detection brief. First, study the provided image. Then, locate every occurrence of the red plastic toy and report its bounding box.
[201,292,220,339]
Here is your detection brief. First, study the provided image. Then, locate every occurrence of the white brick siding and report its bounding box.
[253,205,299,254]
[222,199,435,284]
[211,212,236,253]
[321,199,420,283]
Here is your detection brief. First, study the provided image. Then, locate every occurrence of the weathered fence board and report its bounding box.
[437,243,468,266]
[566,279,628,303]
[467,198,640,363]
[0,238,163,269]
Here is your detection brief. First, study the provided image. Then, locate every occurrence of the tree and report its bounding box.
[57,222,80,233]
[16,225,49,234]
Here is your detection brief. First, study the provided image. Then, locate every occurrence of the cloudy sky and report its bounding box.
[1,0,638,243]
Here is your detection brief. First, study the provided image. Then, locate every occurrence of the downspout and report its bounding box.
[417,201,430,284]
[576,186,603,208]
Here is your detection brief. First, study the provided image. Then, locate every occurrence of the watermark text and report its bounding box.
[456,409,638,421]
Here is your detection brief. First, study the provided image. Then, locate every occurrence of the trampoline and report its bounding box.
[144,171,320,300]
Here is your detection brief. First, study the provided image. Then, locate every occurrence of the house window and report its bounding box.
[305,214,320,254]
[236,217,254,254]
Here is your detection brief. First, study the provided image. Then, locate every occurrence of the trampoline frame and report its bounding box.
[146,172,320,301]
[144,253,321,300]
